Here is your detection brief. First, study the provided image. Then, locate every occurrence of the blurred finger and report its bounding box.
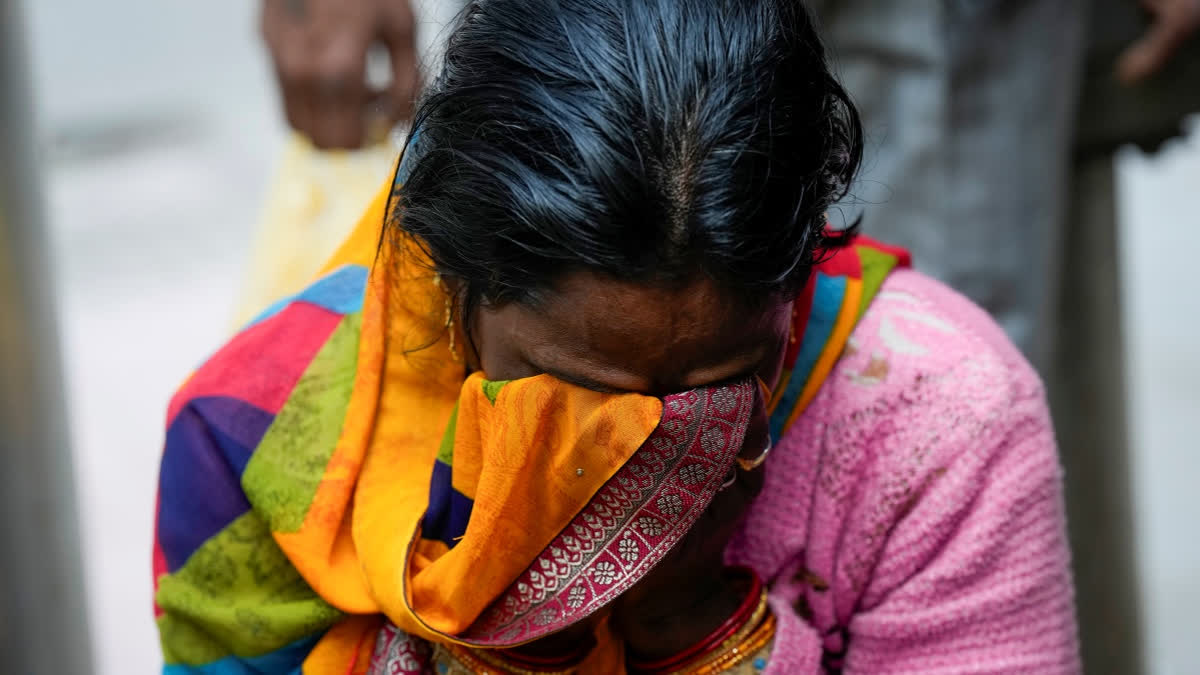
[1118,4,1200,83]
[272,40,323,140]
[263,2,312,136]
[279,76,315,140]
[380,8,421,127]
[385,48,420,126]
[311,93,367,149]
[308,47,369,149]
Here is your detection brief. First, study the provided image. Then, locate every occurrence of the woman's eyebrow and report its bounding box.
[679,347,767,388]
[528,352,763,395]
[524,358,639,394]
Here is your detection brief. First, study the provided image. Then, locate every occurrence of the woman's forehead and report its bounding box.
[484,270,790,393]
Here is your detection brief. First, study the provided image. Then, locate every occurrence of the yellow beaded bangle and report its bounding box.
[433,591,775,675]
[643,587,772,675]
[711,592,770,656]
[685,613,776,675]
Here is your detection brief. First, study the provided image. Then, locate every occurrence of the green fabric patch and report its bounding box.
[435,402,459,466]
[155,511,342,664]
[243,312,361,533]
[156,613,229,666]
[855,246,899,320]
[480,379,509,405]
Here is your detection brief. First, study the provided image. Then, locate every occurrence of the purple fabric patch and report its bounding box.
[421,460,475,549]
[157,396,275,571]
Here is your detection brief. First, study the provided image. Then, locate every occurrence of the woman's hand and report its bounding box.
[609,470,766,660]
[609,391,771,661]
[260,0,420,149]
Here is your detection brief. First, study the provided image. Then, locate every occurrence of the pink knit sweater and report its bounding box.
[728,269,1080,673]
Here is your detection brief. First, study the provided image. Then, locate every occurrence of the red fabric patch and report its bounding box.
[784,274,818,370]
[815,244,864,279]
[166,302,343,424]
[152,492,167,617]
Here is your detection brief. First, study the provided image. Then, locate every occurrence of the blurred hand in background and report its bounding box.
[261,0,419,149]
[1118,0,1200,82]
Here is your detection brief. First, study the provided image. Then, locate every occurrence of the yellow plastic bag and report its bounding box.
[233,132,398,327]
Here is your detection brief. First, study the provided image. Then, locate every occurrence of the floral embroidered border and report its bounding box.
[369,623,433,674]
[456,379,755,645]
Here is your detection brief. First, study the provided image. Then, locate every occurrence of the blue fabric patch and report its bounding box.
[421,459,475,549]
[157,396,273,572]
[161,633,319,674]
[394,129,421,187]
[242,264,369,331]
[768,273,846,439]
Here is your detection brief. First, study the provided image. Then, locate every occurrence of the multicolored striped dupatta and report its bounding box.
[152,173,907,673]
[766,234,910,437]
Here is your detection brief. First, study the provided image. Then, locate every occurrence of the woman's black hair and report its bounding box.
[390,0,861,319]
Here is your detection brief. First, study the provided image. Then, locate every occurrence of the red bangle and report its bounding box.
[628,566,763,674]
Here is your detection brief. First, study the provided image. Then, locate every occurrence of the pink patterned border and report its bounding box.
[454,380,755,646]
[369,623,433,674]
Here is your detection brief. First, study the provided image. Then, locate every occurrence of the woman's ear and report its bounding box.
[446,278,487,372]
[439,275,481,371]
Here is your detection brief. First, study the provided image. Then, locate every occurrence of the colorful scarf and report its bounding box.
[152,177,907,674]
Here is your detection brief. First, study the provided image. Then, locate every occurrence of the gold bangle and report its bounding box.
[431,643,484,674]
[437,591,774,675]
[437,641,578,675]
[655,587,770,675]
[702,590,769,661]
[685,613,776,675]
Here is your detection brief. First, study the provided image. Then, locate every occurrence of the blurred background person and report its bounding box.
[233,0,422,326]
[813,2,1200,673]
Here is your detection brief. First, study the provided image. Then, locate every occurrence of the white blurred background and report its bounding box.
[16,1,1200,673]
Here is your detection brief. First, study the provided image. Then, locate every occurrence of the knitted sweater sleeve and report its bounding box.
[729,270,1080,674]
[836,399,1077,673]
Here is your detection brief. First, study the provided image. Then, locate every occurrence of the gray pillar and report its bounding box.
[1049,153,1144,675]
[0,1,95,673]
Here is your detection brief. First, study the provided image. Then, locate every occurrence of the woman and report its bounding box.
[153,1,1079,672]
